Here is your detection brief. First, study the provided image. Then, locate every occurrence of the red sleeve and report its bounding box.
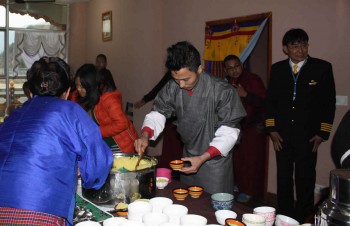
[141,126,154,138]
[207,146,221,158]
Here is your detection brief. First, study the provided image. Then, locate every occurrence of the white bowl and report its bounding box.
[128,201,153,222]
[120,221,146,226]
[163,204,188,224]
[180,214,207,226]
[103,217,127,226]
[150,197,173,213]
[160,223,181,226]
[275,214,300,226]
[157,177,170,189]
[242,213,266,226]
[75,221,101,226]
[143,212,169,226]
[215,210,237,225]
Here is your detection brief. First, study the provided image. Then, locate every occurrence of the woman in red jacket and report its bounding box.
[75,64,138,153]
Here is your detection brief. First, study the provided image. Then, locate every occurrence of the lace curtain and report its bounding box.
[13,31,66,76]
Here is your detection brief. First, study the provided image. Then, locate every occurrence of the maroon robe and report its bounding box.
[227,70,267,197]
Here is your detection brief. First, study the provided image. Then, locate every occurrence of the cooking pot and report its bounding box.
[82,153,157,207]
[316,169,350,226]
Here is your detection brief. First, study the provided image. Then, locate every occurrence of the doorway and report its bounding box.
[205,12,272,198]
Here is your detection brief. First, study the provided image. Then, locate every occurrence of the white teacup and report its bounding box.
[253,206,276,226]
[150,197,173,213]
[160,223,181,226]
[275,214,300,226]
[120,221,146,226]
[180,214,207,226]
[103,217,127,226]
[128,201,153,222]
[143,212,169,226]
[163,204,188,224]
[242,213,266,226]
[215,210,237,225]
[75,221,100,226]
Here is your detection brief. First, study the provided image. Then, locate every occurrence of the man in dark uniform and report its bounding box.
[265,28,336,223]
[134,41,246,194]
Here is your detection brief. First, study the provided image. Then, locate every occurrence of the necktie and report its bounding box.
[293,64,298,74]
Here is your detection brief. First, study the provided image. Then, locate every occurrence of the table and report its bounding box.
[156,179,253,224]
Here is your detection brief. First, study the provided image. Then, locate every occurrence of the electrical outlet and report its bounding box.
[315,184,326,194]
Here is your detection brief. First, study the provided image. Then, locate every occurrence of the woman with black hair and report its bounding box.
[75,64,138,153]
[0,57,113,226]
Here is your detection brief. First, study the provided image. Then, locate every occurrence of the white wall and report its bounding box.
[69,0,350,194]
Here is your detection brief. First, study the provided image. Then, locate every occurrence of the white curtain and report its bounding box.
[13,31,66,76]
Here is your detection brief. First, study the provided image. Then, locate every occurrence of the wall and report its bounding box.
[69,0,350,194]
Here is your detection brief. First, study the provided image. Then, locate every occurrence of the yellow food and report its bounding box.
[157,178,168,182]
[111,156,153,172]
[115,202,128,210]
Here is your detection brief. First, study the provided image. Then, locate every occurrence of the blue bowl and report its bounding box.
[211,193,234,210]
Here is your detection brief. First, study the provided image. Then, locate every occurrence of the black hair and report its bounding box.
[75,64,100,111]
[98,68,117,93]
[165,41,201,72]
[223,55,241,64]
[26,57,70,97]
[282,28,309,46]
[96,54,107,62]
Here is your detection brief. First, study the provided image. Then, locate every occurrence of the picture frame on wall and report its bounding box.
[102,11,112,41]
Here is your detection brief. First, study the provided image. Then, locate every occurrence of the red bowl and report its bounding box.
[188,186,204,198]
[172,188,189,200]
[169,160,184,170]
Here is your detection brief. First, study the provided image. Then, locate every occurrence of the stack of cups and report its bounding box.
[253,206,276,226]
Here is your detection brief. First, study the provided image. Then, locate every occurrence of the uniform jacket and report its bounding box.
[94,91,138,153]
[265,56,336,141]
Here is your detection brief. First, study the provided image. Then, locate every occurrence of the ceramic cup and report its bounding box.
[242,213,266,226]
[211,193,234,210]
[128,201,153,222]
[157,168,172,183]
[225,218,247,226]
[163,204,188,224]
[169,160,184,171]
[103,217,127,226]
[172,188,189,201]
[180,214,207,226]
[142,212,169,226]
[215,210,237,225]
[275,214,299,226]
[253,206,276,226]
[75,221,101,226]
[150,197,173,213]
[119,221,146,226]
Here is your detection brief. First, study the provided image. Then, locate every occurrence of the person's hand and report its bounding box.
[269,131,283,151]
[179,152,211,174]
[134,99,146,109]
[309,135,324,152]
[134,132,149,155]
[232,84,247,98]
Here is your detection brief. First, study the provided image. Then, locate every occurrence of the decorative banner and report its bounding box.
[203,20,262,61]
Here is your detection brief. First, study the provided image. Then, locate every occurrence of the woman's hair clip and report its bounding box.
[41,82,49,88]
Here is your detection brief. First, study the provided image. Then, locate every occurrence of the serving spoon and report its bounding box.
[135,153,143,170]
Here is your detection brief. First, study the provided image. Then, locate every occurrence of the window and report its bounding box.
[0,4,66,121]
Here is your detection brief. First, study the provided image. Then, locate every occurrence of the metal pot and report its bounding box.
[316,169,350,226]
[82,153,157,207]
